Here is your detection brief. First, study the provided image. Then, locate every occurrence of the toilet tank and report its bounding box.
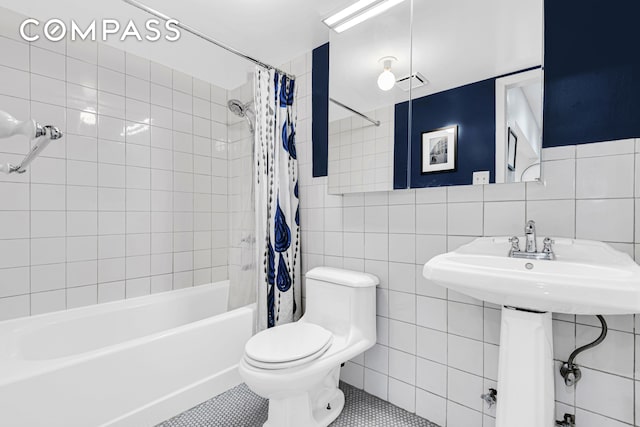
[303,267,378,343]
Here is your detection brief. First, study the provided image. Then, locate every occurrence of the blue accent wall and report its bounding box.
[393,102,409,189]
[407,78,496,188]
[312,43,329,177]
[543,0,640,147]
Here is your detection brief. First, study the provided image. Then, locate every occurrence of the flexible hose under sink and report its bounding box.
[560,315,608,387]
[568,315,608,366]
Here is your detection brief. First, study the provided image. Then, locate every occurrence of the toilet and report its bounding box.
[238,267,379,427]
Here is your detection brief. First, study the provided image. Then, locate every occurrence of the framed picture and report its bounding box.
[507,127,518,171]
[421,125,457,174]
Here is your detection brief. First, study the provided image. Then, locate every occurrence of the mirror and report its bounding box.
[327,0,412,194]
[327,0,543,193]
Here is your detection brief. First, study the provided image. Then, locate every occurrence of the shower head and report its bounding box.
[228,99,251,117]
[228,99,254,133]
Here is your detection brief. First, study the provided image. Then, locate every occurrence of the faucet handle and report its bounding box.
[480,388,497,409]
[543,237,554,253]
[509,236,520,252]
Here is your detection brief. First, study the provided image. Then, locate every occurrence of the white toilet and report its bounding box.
[238,267,378,427]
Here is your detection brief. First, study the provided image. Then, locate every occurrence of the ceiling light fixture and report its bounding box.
[377,56,397,91]
[323,0,379,27]
[323,0,408,33]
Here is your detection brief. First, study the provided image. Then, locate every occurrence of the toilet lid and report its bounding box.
[244,322,333,364]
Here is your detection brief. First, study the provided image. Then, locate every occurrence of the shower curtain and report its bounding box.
[254,67,301,331]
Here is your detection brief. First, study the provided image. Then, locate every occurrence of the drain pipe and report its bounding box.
[559,315,608,386]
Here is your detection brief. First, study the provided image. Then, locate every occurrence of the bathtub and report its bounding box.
[0,281,255,427]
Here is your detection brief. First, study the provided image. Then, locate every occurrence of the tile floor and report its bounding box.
[158,382,440,426]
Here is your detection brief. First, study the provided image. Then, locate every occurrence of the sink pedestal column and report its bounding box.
[496,306,554,427]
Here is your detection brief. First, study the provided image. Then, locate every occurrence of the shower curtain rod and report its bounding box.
[330,98,380,127]
[124,0,381,127]
[122,0,295,80]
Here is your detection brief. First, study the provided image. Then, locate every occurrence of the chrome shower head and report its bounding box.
[228,99,250,117]
[228,99,254,133]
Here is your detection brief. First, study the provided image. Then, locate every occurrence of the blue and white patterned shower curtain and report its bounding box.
[254,67,301,331]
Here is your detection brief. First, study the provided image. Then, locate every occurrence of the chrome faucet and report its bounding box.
[0,110,63,174]
[525,220,537,253]
[509,220,556,260]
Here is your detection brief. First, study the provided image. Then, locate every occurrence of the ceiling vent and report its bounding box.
[395,72,428,91]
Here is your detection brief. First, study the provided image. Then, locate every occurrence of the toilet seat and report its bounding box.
[244,323,333,370]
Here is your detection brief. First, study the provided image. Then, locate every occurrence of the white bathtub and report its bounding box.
[0,281,254,427]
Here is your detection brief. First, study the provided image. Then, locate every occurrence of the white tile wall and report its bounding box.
[0,6,229,318]
[328,106,394,194]
[300,118,640,427]
[226,77,253,295]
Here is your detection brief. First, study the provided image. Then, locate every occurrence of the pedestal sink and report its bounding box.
[423,236,640,427]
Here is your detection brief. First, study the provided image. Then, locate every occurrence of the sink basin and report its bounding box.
[423,235,640,426]
[423,236,640,314]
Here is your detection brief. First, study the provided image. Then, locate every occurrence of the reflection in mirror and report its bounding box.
[326,0,412,194]
[328,104,394,193]
[408,0,543,188]
[495,69,543,183]
[326,0,543,192]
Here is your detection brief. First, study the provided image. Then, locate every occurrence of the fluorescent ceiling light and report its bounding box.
[323,0,379,27]
[324,0,407,33]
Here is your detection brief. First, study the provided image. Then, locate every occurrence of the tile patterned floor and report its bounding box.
[158,382,440,427]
